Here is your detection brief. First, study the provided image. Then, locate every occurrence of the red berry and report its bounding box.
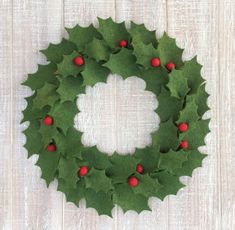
[136,164,144,174]
[119,40,128,48]
[166,62,176,71]
[128,176,139,187]
[79,166,89,177]
[44,115,53,126]
[180,140,189,149]
[47,144,56,152]
[74,56,84,66]
[178,123,189,132]
[151,57,161,67]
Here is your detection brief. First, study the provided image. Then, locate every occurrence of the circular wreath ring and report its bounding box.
[22,17,210,217]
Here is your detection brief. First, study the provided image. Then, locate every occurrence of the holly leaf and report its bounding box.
[41,38,76,63]
[49,101,78,134]
[106,153,140,183]
[195,83,210,116]
[82,58,110,86]
[22,63,57,90]
[152,171,185,200]
[98,17,129,48]
[58,178,85,205]
[133,174,162,197]
[132,41,159,68]
[156,87,183,122]
[23,121,43,158]
[81,147,111,170]
[152,119,179,152]
[158,149,188,173]
[103,49,140,78]
[179,119,210,149]
[85,168,113,193]
[113,184,150,213]
[180,57,204,94]
[140,68,168,95]
[58,157,79,188]
[174,150,207,177]
[33,83,59,109]
[66,24,101,51]
[167,70,189,98]
[36,149,60,186]
[57,51,83,77]
[85,189,114,217]
[129,21,157,45]
[85,38,110,62]
[57,75,84,102]
[39,121,58,147]
[157,33,184,68]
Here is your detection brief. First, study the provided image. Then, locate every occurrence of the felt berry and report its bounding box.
[47,144,56,152]
[178,122,189,132]
[151,57,161,67]
[180,140,189,149]
[74,56,84,66]
[119,40,128,48]
[166,62,176,71]
[136,163,144,174]
[79,166,89,177]
[44,115,53,126]
[128,176,139,187]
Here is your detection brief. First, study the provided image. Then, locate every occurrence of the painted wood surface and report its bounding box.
[0,0,234,229]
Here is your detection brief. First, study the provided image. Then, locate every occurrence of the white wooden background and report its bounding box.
[0,0,235,229]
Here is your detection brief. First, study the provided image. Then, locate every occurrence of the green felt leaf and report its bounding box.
[49,101,78,134]
[58,178,85,205]
[113,184,150,213]
[152,119,179,152]
[177,97,200,124]
[174,150,207,177]
[66,24,101,51]
[157,33,184,68]
[85,168,113,193]
[22,63,57,90]
[132,41,159,67]
[33,83,59,109]
[36,149,60,186]
[129,21,157,45]
[106,153,140,183]
[57,75,84,102]
[81,147,111,170]
[98,17,129,48]
[23,121,43,158]
[156,87,183,122]
[134,147,160,173]
[194,83,210,116]
[85,38,110,61]
[103,49,140,78]
[133,174,162,197]
[58,157,79,188]
[158,149,188,173]
[39,121,58,147]
[41,38,76,63]
[152,171,185,200]
[140,68,168,95]
[167,70,189,98]
[179,119,210,149]
[57,51,83,77]
[82,58,110,86]
[180,57,204,94]
[85,189,114,216]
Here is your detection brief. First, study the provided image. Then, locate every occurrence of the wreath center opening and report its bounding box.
[74,74,160,155]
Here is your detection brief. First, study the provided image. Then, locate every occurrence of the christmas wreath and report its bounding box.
[22,17,210,216]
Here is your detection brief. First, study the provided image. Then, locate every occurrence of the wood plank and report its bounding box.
[12,0,63,229]
[166,0,220,229]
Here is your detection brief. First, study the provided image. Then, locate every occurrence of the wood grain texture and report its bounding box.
[0,0,234,229]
